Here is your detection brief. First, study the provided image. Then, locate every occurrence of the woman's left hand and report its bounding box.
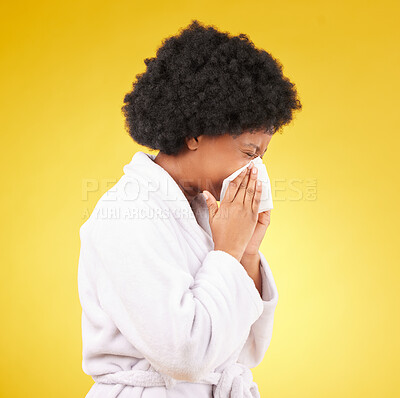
[243,210,271,256]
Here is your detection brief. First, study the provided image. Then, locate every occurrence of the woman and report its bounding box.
[78,20,302,398]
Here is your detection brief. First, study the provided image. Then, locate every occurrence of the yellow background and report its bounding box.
[1,0,399,396]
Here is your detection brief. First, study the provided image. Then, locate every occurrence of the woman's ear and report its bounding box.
[185,136,200,150]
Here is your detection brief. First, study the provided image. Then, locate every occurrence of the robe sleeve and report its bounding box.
[237,249,279,368]
[88,212,266,383]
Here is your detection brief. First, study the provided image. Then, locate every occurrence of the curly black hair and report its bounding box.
[121,19,302,155]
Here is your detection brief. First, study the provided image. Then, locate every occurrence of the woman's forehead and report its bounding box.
[235,132,272,149]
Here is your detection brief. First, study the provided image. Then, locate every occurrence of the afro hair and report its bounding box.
[121,19,302,155]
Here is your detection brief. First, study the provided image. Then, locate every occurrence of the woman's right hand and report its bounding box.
[202,161,262,262]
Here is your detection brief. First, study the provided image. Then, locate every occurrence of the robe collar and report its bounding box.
[123,151,213,241]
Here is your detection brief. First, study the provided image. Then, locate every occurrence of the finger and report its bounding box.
[252,178,263,213]
[223,163,251,203]
[244,163,258,208]
[258,210,270,225]
[203,190,219,220]
[234,161,253,204]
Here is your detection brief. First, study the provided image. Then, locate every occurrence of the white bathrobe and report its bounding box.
[77,151,279,398]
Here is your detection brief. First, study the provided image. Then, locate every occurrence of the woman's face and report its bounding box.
[183,130,272,201]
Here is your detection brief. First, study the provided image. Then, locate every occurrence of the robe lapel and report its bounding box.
[123,151,214,261]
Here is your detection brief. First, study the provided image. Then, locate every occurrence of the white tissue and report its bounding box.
[219,156,273,213]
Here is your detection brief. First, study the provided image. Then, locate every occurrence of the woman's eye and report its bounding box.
[246,153,257,158]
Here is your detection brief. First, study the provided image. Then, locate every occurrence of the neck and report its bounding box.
[153,152,199,203]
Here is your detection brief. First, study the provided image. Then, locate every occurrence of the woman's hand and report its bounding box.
[241,210,271,288]
[203,161,262,262]
[242,210,271,256]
